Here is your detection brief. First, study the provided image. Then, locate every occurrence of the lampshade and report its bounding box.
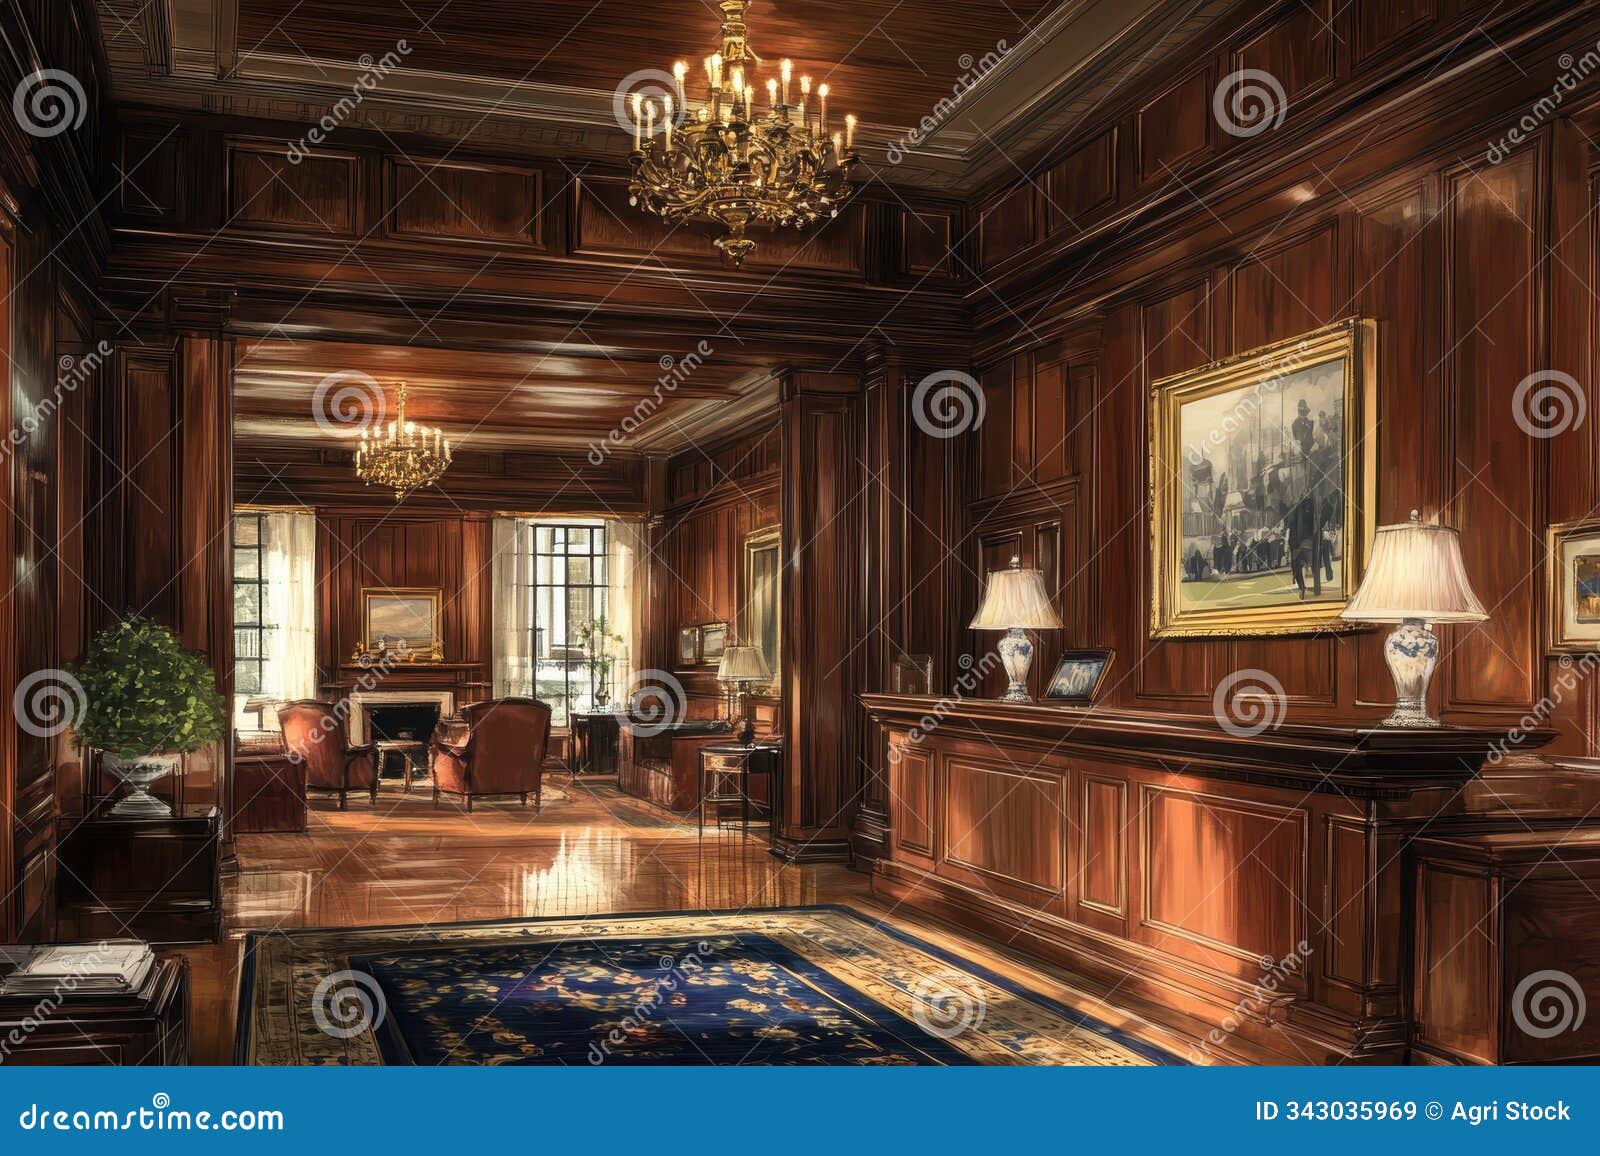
[717,645,771,683]
[1340,511,1488,624]
[969,557,1063,631]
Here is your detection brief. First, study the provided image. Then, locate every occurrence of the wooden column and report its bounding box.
[776,367,863,862]
[96,304,234,825]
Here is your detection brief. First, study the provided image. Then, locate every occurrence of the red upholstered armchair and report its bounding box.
[277,700,379,810]
[429,697,552,811]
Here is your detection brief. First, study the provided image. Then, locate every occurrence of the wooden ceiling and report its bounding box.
[232,338,776,454]
[235,0,1057,132]
[95,0,1209,193]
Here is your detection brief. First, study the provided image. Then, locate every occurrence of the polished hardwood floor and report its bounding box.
[179,775,1201,1064]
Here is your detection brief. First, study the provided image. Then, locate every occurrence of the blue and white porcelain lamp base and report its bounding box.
[1380,617,1440,727]
[997,627,1035,703]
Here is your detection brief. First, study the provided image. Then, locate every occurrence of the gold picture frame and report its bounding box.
[1149,319,1377,638]
[742,525,782,695]
[357,587,443,661]
[1546,518,1600,653]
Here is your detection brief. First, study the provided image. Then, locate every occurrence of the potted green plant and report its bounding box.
[72,615,227,816]
[579,617,625,708]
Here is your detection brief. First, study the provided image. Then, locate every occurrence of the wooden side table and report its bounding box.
[697,743,781,837]
[376,739,429,792]
[54,803,221,946]
[0,956,189,1065]
[570,711,621,776]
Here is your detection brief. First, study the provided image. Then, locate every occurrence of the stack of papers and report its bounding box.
[0,941,154,997]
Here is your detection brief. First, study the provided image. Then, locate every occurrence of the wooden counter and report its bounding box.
[861,693,1578,1064]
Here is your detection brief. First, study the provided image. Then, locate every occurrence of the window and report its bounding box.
[526,521,608,728]
[233,512,270,699]
[230,509,316,731]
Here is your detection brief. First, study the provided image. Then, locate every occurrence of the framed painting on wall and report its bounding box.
[1148,319,1377,637]
[360,588,442,661]
[1547,518,1600,652]
[677,626,700,667]
[700,622,728,663]
[742,526,781,693]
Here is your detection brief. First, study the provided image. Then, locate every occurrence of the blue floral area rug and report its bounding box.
[236,906,1187,1066]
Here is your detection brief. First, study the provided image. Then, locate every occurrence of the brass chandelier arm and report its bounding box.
[622,0,861,266]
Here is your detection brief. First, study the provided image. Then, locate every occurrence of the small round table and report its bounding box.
[697,743,781,837]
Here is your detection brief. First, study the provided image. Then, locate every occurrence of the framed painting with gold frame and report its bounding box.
[742,525,781,695]
[1546,518,1600,653]
[359,587,442,661]
[1149,319,1377,637]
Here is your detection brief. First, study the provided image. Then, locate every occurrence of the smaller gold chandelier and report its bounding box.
[624,0,862,267]
[354,381,452,499]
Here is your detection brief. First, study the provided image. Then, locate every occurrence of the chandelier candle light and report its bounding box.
[1339,510,1488,727]
[969,556,1063,703]
[354,381,452,500]
[624,0,862,267]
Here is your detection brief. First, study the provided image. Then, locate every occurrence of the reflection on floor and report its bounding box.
[181,776,1191,1065]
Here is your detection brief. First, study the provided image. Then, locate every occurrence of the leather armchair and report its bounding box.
[277,700,379,810]
[429,697,552,811]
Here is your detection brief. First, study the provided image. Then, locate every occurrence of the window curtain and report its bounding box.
[492,517,536,697]
[606,518,646,696]
[259,509,316,727]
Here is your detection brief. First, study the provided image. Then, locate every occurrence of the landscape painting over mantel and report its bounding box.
[1150,321,1375,637]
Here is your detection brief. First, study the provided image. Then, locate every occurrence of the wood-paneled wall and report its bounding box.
[0,0,111,942]
[954,0,1600,751]
[650,424,780,720]
[314,511,493,689]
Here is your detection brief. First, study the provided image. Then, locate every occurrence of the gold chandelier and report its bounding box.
[624,0,862,267]
[354,381,452,499]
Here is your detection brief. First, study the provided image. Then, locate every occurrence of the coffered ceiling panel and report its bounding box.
[232,338,776,454]
[96,0,1224,192]
[236,0,1056,133]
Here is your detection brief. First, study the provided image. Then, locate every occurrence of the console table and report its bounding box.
[861,693,1574,1065]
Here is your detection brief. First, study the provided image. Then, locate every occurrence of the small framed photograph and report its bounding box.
[700,622,728,664]
[677,626,701,666]
[1043,649,1115,703]
[1548,519,1600,652]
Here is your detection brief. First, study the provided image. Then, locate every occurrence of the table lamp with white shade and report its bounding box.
[969,556,1063,703]
[717,644,772,745]
[1339,510,1488,727]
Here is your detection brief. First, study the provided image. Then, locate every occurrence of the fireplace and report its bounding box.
[366,702,442,784]
[366,703,440,744]
[348,689,455,745]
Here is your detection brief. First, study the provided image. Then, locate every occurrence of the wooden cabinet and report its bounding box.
[1413,830,1600,1064]
[54,805,221,946]
[864,694,1585,1065]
